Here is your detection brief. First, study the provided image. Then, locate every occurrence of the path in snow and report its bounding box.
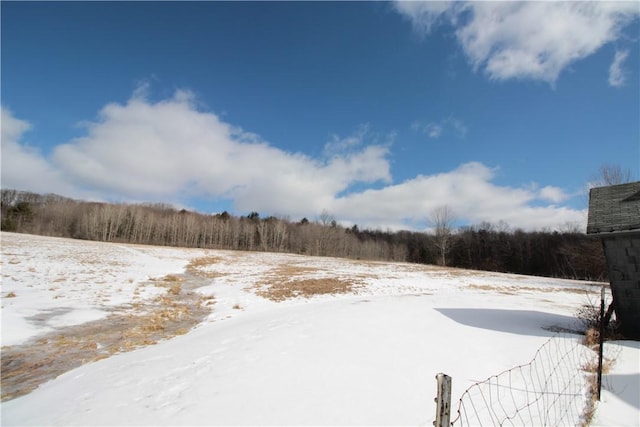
[1,270,214,400]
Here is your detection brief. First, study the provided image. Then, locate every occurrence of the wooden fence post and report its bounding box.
[434,373,452,427]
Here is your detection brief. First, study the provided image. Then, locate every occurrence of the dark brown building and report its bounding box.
[587,181,640,339]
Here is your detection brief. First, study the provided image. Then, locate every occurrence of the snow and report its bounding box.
[1,232,638,426]
[593,340,640,426]
[1,233,207,346]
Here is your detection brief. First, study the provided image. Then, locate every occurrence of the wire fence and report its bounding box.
[450,335,595,426]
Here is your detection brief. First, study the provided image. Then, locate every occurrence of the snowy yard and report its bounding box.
[1,232,638,426]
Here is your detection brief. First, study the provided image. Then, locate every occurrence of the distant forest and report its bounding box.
[1,189,606,281]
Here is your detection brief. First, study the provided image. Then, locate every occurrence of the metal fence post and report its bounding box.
[597,286,605,400]
[434,373,452,427]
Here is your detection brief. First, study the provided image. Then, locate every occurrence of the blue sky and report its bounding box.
[2,1,639,231]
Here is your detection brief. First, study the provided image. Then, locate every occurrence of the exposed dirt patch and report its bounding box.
[1,273,214,402]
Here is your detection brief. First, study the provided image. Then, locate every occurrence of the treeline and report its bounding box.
[1,189,606,280]
[0,190,406,262]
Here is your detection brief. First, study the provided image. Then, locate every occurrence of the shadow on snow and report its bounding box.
[435,308,580,337]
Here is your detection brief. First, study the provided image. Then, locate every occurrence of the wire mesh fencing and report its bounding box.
[450,335,595,426]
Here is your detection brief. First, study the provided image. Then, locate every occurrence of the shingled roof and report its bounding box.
[587,181,640,235]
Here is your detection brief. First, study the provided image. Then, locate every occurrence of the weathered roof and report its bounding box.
[587,181,640,234]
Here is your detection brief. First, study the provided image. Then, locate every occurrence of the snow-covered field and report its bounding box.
[1,232,638,426]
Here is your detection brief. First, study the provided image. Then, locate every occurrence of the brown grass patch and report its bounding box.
[582,357,614,375]
[188,256,222,268]
[167,283,182,296]
[149,274,184,297]
[270,265,321,277]
[397,263,447,273]
[441,268,489,277]
[252,262,364,301]
[346,259,388,268]
[151,274,183,284]
[186,256,225,278]
[5,291,17,298]
[256,277,362,302]
[580,353,616,426]
[201,295,216,306]
[1,273,214,402]
[466,284,516,295]
[466,283,594,296]
[583,327,600,347]
[555,287,600,295]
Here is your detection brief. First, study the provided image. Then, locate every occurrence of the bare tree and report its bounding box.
[317,209,337,256]
[319,209,335,227]
[429,205,456,266]
[592,164,633,187]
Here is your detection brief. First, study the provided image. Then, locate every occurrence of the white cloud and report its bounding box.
[50,92,391,216]
[424,123,443,138]
[446,117,467,138]
[394,1,639,84]
[2,94,584,231]
[412,117,466,139]
[1,107,31,141]
[538,185,569,204]
[0,107,75,195]
[609,49,630,87]
[393,1,457,34]
[324,124,370,156]
[331,162,585,231]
